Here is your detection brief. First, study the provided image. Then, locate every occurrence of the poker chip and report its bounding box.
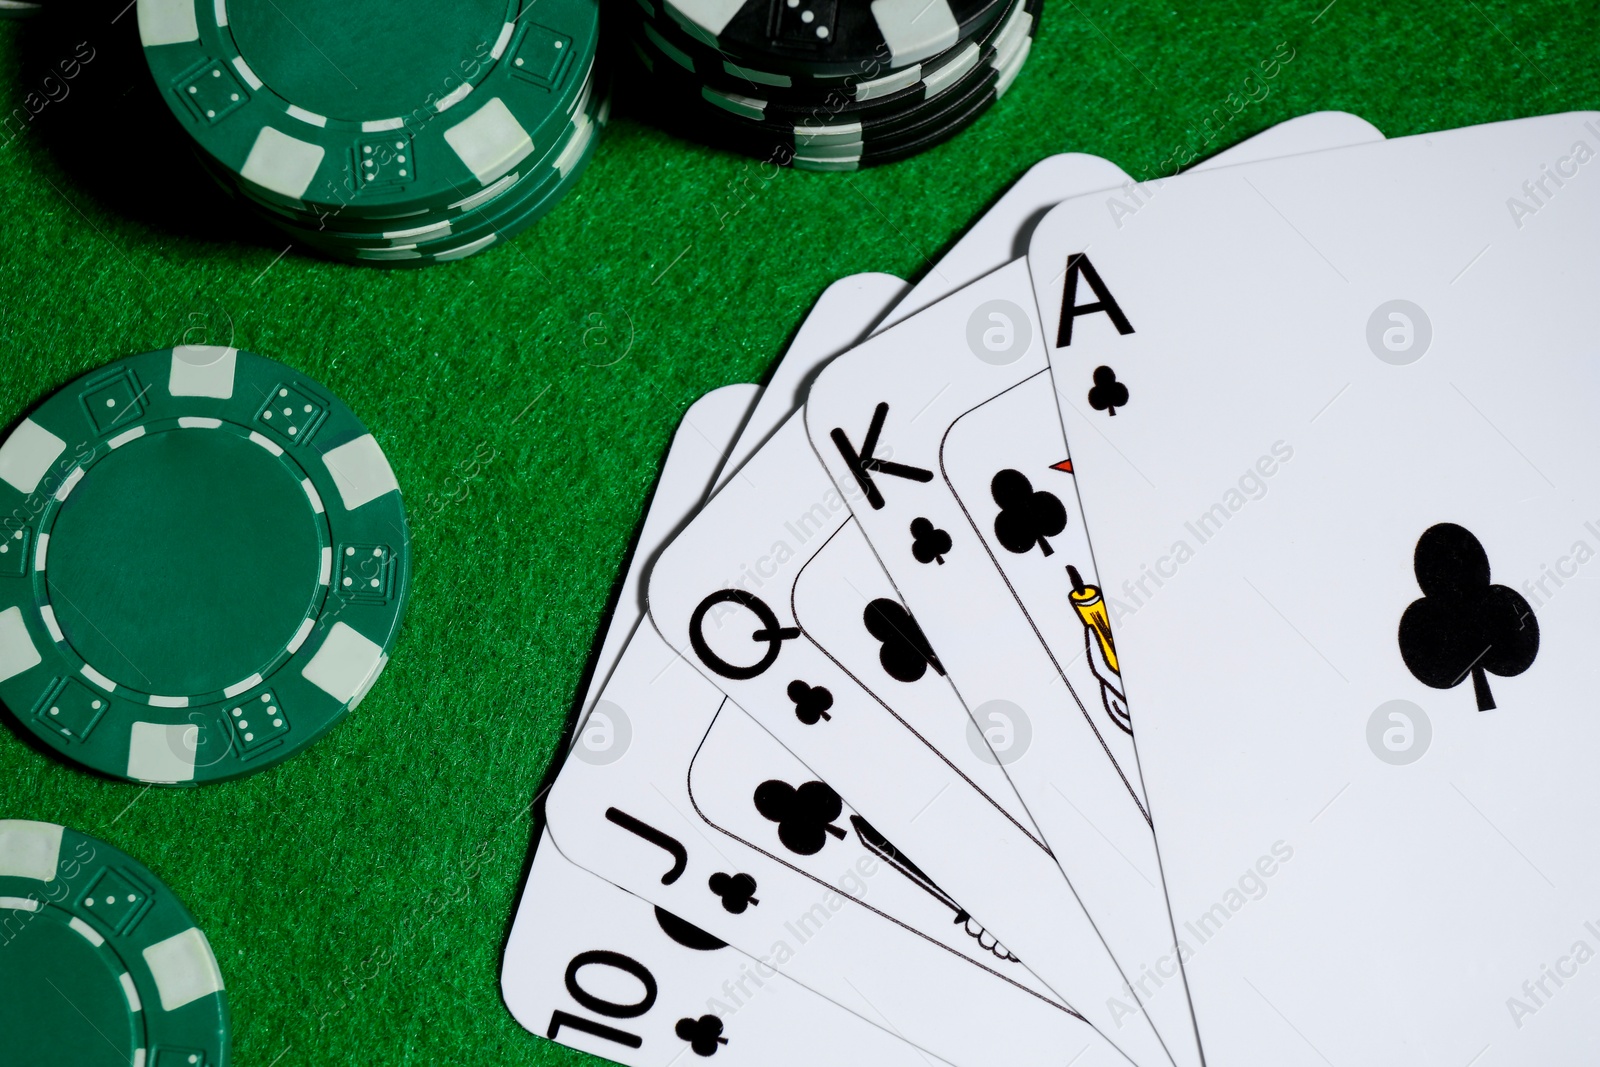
[135,0,603,266]
[0,820,229,1066]
[637,0,1010,126]
[652,0,1012,82]
[280,74,611,266]
[631,0,1036,170]
[0,347,410,785]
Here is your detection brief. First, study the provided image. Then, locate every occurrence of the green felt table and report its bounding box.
[0,2,1593,1064]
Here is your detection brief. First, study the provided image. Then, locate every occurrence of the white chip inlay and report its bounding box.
[120,972,143,1013]
[321,435,399,511]
[0,896,41,912]
[80,664,117,692]
[436,80,474,113]
[224,673,263,699]
[54,466,84,502]
[492,22,514,58]
[240,127,327,199]
[109,427,147,450]
[0,419,68,496]
[143,928,225,1011]
[301,478,325,515]
[127,722,197,783]
[0,820,63,880]
[39,604,63,643]
[287,617,315,655]
[249,431,284,456]
[0,606,42,684]
[148,695,190,708]
[169,347,238,399]
[285,103,327,127]
[70,916,106,946]
[444,96,533,184]
[178,417,223,430]
[302,622,385,704]
[136,0,199,46]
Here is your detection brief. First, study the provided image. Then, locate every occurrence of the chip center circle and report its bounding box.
[226,0,514,120]
[1,909,140,1066]
[46,427,324,698]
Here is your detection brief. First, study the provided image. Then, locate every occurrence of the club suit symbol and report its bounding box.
[707,871,760,913]
[675,1014,728,1056]
[753,779,848,855]
[1399,522,1539,711]
[909,516,952,565]
[786,679,833,724]
[991,468,1067,556]
[1087,366,1129,416]
[863,599,946,682]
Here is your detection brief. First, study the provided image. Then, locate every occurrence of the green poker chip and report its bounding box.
[136,0,602,219]
[0,820,229,1066]
[0,347,410,785]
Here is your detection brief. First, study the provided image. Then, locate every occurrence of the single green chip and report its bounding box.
[136,0,601,218]
[0,820,229,1065]
[0,348,411,785]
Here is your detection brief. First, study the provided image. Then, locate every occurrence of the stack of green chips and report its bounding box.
[135,0,604,267]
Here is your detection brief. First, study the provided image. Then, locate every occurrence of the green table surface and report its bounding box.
[0,2,1593,1064]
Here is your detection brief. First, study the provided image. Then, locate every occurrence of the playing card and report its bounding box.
[1027,112,1600,1064]
[577,269,905,751]
[519,343,976,1067]
[647,410,1163,1064]
[548,280,1134,1067]
[505,832,971,1067]
[687,708,1022,971]
[686,697,1046,990]
[519,288,932,1066]
[548,622,1118,1067]
[792,117,1388,1065]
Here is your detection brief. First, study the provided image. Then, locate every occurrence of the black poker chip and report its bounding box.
[630,0,1036,170]
[635,0,1021,127]
[649,0,1012,81]
[633,0,1015,97]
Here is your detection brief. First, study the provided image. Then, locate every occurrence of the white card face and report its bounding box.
[880,111,1385,329]
[804,259,1187,1058]
[686,705,1044,987]
[546,627,1118,1067]
[939,368,1138,769]
[647,417,1157,1060]
[517,301,970,1067]
[504,832,969,1067]
[797,118,1390,1067]
[1027,112,1600,1065]
[546,279,1131,1067]
[788,513,1039,838]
